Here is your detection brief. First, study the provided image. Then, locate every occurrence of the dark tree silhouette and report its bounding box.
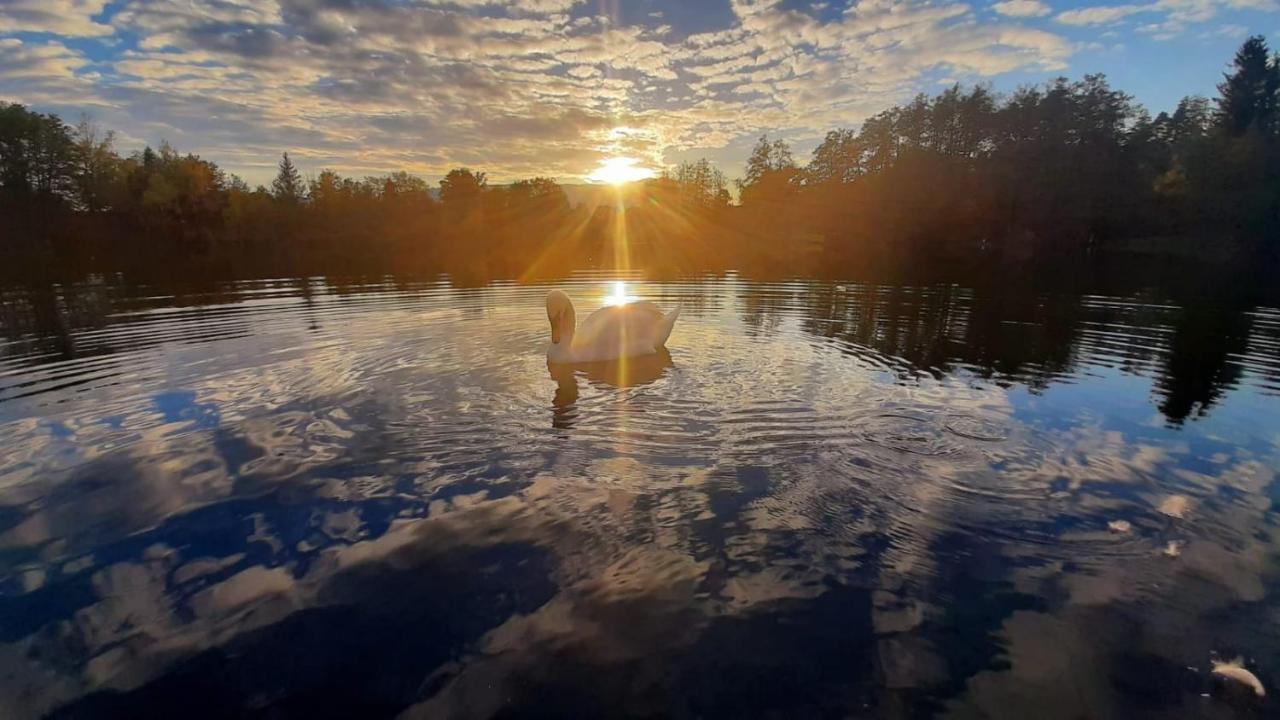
[271,152,304,203]
[737,134,799,205]
[1216,35,1280,136]
[670,159,730,209]
[806,128,862,185]
[439,168,487,207]
[0,103,76,204]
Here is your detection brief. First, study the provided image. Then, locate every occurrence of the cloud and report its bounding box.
[0,0,1077,184]
[0,0,113,38]
[0,39,87,81]
[1056,4,1148,25]
[1222,0,1280,8]
[992,0,1054,17]
[1208,21,1250,35]
[1054,0,1276,32]
[0,38,101,108]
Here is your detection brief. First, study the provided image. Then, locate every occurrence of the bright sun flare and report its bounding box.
[588,157,655,185]
[603,281,637,306]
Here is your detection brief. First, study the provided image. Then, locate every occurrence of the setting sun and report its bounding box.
[587,157,655,185]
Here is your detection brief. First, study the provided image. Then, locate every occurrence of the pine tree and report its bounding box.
[271,151,303,203]
[1215,36,1280,135]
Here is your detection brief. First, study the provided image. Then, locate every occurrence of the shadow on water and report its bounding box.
[548,348,674,430]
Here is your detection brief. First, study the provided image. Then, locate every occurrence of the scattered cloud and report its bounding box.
[993,0,1054,18]
[0,0,113,38]
[0,0,1270,183]
[1056,0,1276,34]
[1056,4,1148,25]
[0,38,102,107]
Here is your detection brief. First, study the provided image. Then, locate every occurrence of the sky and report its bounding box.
[0,0,1276,186]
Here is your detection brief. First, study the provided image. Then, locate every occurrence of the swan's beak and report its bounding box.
[550,313,561,344]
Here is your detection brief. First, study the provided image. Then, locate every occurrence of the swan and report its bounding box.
[545,289,680,363]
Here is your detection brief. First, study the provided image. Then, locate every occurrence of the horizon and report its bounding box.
[1,0,1276,187]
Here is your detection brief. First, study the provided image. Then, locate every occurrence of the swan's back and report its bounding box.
[574,302,679,360]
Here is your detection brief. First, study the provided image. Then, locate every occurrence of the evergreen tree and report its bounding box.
[272,152,304,203]
[1215,35,1280,135]
[1170,96,1212,141]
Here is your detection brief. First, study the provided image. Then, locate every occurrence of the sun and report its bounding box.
[588,157,655,185]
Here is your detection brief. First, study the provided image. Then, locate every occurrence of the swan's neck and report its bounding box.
[551,301,576,357]
[561,301,576,344]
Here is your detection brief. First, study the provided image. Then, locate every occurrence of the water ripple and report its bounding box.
[0,273,1278,718]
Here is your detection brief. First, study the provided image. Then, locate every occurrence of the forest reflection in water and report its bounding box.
[0,268,1279,718]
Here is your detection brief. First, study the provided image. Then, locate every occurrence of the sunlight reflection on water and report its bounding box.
[0,272,1278,718]
[602,280,639,306]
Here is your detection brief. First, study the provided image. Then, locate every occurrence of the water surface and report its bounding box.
[2,272,1279,718]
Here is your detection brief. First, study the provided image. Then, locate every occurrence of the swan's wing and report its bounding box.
[652,303,680,347]
[575,302,668,350]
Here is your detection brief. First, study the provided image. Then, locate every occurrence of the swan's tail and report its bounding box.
[655,303,681,347]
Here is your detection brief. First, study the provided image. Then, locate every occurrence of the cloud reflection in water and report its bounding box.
[0,274,1277,718]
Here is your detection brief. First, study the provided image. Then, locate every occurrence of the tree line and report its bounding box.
[1,37,1277,280]
[735,35,1280,270]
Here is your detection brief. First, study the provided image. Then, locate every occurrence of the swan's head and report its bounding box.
[545,290,574,345]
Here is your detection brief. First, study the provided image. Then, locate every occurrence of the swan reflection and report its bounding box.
[548,348,674,430]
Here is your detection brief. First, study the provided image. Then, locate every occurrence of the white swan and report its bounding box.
[545,289,681,363]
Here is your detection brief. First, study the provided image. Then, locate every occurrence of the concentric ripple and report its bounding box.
[0,272,1278,718]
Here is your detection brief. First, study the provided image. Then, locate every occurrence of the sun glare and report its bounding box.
[603,281,638,306]
[588,157,655,185]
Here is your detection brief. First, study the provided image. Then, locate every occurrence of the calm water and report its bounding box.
[2,271,1280,718]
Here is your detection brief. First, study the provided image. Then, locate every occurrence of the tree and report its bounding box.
[738,135,799,206]
[309,169,344,208]
[1,38,1279,271]
[380,171,432,203]
[0,103,76,204]
[439,168,487,207]
[505,177,569,217]
[739,134,796,190]
[671,159,730,209]
[104,142,230,247]
[1215,35,1280,135]
[806,129,863,185]
[1166,96,1213,145]
[272,152,304,203]
[928,84,997,160]
[858,109,901,175]
[72,115,122,212]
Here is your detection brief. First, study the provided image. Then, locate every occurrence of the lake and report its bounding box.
[2,269,1279,718]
